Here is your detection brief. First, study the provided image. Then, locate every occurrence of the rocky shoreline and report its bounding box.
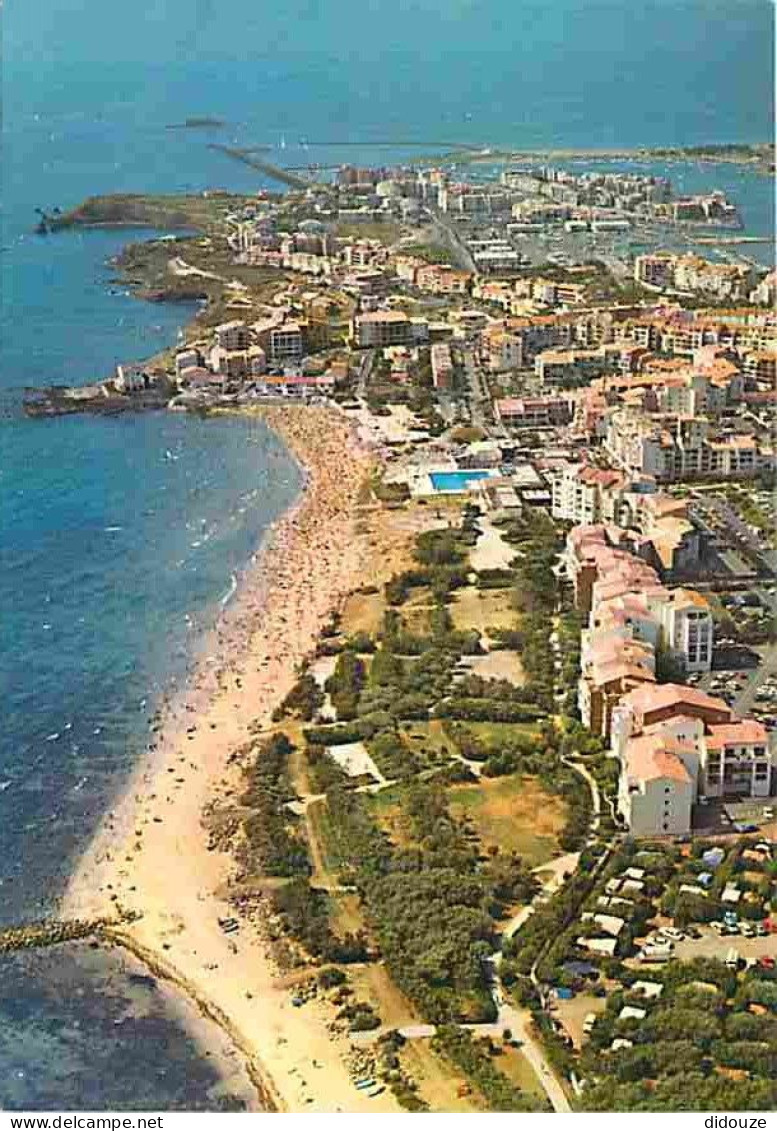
[23,383,174,418]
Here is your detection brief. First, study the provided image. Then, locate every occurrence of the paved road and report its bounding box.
[491,993,572,1113]
[691,495,777,577]
[424,207,477,274]
[487,943,572,1112]
[498,853,581,942]
[483,843,589,1113]
[356,349,376,399]
[461,346,490,429]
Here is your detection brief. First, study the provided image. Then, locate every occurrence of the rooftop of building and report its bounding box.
[625,733,694,785]
[705,720,769,748]
[621,681,733,720]
[356,310,410,323]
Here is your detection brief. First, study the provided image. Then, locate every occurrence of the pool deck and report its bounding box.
[409,467,500,497]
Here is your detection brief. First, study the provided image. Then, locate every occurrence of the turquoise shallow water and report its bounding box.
[0,0,773,1110]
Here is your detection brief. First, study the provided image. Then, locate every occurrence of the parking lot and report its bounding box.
[692,795,776,835]
[694,639,777,724]
[623,916,776,972]
[670,926,775,966]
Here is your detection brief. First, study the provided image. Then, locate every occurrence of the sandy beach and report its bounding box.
[62,404,401,1113]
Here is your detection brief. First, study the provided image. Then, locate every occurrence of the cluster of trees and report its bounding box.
[373,479,411,504]
[374,1032,430,1112]
[475,568,515,589]
[305,742,351,793]
[487,628,524,651]
[556,611,582,717]
[365,642,458,722]
[337,999,381,1032]
[366,730,419,779]
[436,697,545,724]
[510,517,561,617]
[516,613,556,711]
[325,649,366,720]
[455,674,543,708]
[442,721,537,775]
[363,781,498,1023]
[542,764,593,852]
[526,722,595,851]
[320,779,541,1024]
[501,516,563,712]
[501,851,603,982]
[431,1026,543,1112]
[274,670,323,722]
[303,720,378,746]
[580,958,777,1111]
[384,564,468,607]
[414,528,466,567]
[238,734,311,878]
[271,877,369,963]
[580,1071,775,1112]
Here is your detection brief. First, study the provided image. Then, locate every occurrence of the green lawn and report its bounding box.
[464,721,542,744]
[496,1043,550,1108]
[447,774,564,866]
[306,797,346,875]
[401,719,457,761]
[451,587,517,634]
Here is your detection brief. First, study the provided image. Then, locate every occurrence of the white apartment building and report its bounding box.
[551,464,627,525]
[660,589,713,673]
[618,733,695,837]
[610,684,774,835]
[115,363,147,392]
[605,408,769,483]
[750,271,776,307]
[270,322,306,364]
[214,321,250,351]
[701,721,772,798]
[483,329,523,372]
[352,311,414,348]
[430,343,454,390]
[175,348,201,378]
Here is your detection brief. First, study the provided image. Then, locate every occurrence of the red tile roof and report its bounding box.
[626,734,694,785]
[622,682,732,721]
[705,721,769,748]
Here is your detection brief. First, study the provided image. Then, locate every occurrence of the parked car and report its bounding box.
[725,948,740,969]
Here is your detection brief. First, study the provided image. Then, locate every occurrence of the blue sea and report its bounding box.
[1,0,774,1110]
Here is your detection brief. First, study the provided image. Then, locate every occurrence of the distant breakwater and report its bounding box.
[206,145,311,189]
[0,913,134,953]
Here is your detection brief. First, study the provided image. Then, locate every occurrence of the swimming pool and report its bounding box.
[429,469,493,492]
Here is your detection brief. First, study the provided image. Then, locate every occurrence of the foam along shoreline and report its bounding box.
[62,405,399,1113]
